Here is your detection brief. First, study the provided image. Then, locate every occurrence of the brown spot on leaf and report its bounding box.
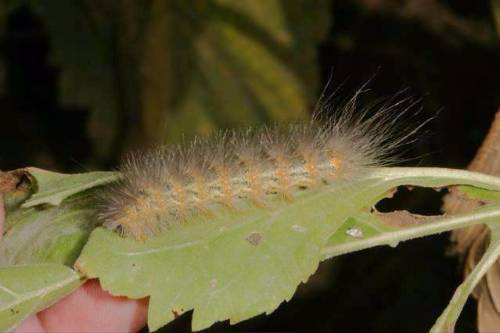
[246,232,262,246]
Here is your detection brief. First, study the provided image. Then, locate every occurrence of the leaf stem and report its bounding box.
[372,167,500,191]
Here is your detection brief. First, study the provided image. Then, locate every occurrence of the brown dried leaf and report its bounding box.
[0,169,33,212]
[443,111,500,331]
[377,209,436,228]
[478,284,500,332]
[0,170,27,194]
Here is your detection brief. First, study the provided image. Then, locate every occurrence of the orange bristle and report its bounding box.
[215,164,234,208]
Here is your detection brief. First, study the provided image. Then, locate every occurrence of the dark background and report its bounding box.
[0,1,499,332]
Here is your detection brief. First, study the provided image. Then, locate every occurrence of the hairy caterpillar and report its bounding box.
[97,89,423,240]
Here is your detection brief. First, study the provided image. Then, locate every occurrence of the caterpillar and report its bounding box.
[97,89,423,240]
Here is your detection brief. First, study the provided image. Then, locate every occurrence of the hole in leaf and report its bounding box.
[375,186,448,215]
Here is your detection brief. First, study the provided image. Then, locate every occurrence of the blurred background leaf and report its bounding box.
[492,0,500,37]
[4,0,329,164]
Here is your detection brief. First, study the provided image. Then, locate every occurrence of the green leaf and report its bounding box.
[430,223,500,333]
[0,264,83,332]
[0,167,116,331]
[75,167,500,331]
[1,194,97,267]
[2,168,118,266]
[22,168,118,208]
